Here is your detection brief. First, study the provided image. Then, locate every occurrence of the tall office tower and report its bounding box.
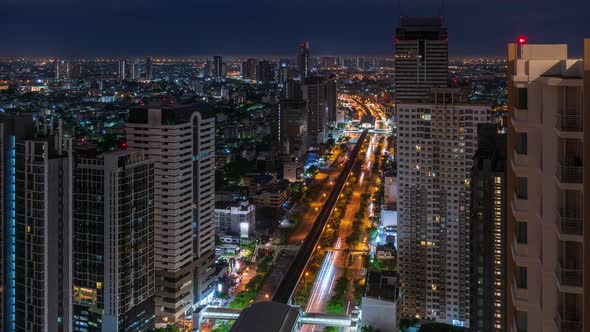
[241,58,258,82]
[355,56,365,70]
[56,60,67,79]
[145,56,153,81]
[256,60,274,84]
[283,79,302,100]
[203,58,213,77]
[72,149,155,332]
[394,17,448,104]
[301,76,328,146]
[397,89,491,327]
[213,55,224,82]
[297,41,310,79]
[118,59,127,81]
[279,100,308,160]
[326,75,338,123]
[129,62,138,80]
[506,40,589,332]
[126,100,216,326]
[469,124,507,332]
[69,62,84,80]
[278,61,289,86]
[0,116,74,332]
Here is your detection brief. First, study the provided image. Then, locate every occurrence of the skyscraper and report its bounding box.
[469,124,506,332]
[256,60,274,84]
[0,116,74,332]
[213,55,224,82]
[126,100,216,326]
[506,40,589,332]
[118,59,127,81]
[145,57,153,81]
[278,59,289,86]
[73,149,155,332]
[56,60,67,79]
[396,89,491,326]
[68,62,84,80]
[279,99,308,160]
[297,41,310,79]
[394,17,448,104]
[241,58,258,82]
[326,75,338,123]
[131,62,140,81]
[301,76,328,146]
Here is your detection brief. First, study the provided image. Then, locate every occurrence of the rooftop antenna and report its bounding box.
[439,0,446,22]
[398,0,403,18]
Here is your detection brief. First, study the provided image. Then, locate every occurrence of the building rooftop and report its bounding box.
[231,302,300,332]
[364,270,397,302]
[399,16,444,28]
[128,98,214,125]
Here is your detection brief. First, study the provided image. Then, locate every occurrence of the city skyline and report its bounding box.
[0,0,589,57]
[0,2,588,330]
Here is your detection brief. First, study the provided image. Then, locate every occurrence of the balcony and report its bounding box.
[511,277,529,302]
[556,110,583,132]
[556,163,583,184]
[555,313,583,332]
[555,262,583,288]
[512,196,529,217]
[512,236,529,259]
[513,107,528,122]
[513,150,529,169]
[555,208,583,237]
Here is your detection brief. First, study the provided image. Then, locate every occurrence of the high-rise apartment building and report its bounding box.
[131,62,140,81]
[0,117,74,332]
[241,58,258,82]
[56,60,66,80]
[256,60,274,84]
[118,59,127,81]
[278,60,289,86]
[506,40,589,332]
[213,56,224,82]
[326,75,338,123]
[394,17,448,104]
[126,100,216,326]
[297,41,310,79]
[302,76,328,146]
[72,149,155,332]
[397,89,491,327]
[145,57,153,81]
[469,124,507,332]
[279,99,308,160]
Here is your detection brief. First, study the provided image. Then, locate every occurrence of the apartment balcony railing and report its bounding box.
[555,262,583,288]
[555,208,584,236]
[556,110,583,132]
[556,164,583,184]
[555,313,583,332]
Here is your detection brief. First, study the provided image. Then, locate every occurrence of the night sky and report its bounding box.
[1,0,588,57]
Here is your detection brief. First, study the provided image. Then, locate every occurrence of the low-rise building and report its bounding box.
[362,270,398,332]
[214,201,256,241]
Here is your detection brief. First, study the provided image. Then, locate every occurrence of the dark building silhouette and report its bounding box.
[297,41,310,79]
[213,55,224,82]
[394,17,448,104]
[470,123,507,332]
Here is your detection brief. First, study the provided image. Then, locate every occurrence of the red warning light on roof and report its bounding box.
[517,36,528,45]
[121,142,127,148]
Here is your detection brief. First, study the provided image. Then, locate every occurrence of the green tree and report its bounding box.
[212,321,234,332]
